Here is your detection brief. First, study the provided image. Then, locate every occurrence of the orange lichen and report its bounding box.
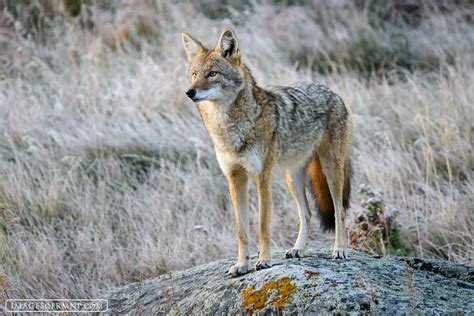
[241,277,298,312]
[332,282,338,288]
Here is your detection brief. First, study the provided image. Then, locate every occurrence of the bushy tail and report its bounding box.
[307,156,352,231]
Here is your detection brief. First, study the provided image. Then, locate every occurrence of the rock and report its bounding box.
[102,249,474,314]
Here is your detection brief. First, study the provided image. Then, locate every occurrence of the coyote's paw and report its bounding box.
[285,248,304,258]
[227,262,250,277]
[332,247,348,259]
[255,259,272,270]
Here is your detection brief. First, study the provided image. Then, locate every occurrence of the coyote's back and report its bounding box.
[265,82,350,166]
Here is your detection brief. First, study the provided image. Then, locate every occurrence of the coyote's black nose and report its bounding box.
[186,89,196,99]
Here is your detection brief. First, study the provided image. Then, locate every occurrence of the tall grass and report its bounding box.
[0,0,472,299]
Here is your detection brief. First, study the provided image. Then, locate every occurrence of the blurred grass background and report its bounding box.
[0,0,472,299]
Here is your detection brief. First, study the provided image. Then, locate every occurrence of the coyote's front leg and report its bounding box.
[255,169,273,270]
[227,169,250,276]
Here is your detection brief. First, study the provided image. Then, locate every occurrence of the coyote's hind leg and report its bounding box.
[319,151,349,259]
[285,167,311,258]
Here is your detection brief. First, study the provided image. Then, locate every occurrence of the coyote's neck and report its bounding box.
[198,68,264,153]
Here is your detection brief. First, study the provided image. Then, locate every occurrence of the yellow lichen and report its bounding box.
[241,277,298,312]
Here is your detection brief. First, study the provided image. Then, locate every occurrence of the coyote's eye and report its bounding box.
[191,72,197,79]
[208,71,217,77]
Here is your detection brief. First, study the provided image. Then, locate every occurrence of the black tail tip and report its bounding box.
[319,212,336,231]
[344,158,352,208]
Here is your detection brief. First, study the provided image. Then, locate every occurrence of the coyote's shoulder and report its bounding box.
[182,26,352,276]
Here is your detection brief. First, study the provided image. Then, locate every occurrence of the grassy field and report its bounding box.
[1,0,472,299]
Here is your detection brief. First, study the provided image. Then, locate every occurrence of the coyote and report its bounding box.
[182,27,352,276]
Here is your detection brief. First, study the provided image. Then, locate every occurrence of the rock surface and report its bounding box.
[102,249,473,314]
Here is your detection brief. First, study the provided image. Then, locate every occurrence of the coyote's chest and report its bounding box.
[198,101,264,176]
[214,145,264,176]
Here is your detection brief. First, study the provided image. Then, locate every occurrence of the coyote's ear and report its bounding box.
[216,26,240,61]
[181,32,204,63]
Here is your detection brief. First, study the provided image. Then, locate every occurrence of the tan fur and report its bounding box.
[227,168,250,275]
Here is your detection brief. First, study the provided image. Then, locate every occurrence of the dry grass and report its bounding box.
[0,0,472,299]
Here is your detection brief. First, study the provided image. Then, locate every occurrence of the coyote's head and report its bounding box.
[181,26,245,104]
